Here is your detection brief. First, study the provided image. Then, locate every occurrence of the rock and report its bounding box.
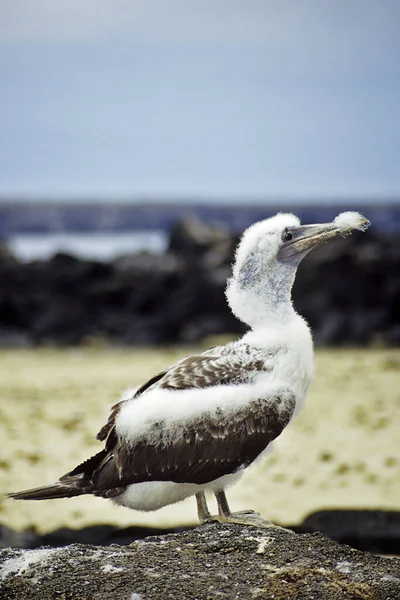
[293,510,400,556]
[1,523,399,599]
[0,222,399,347]
[168,217,232,261]
[2,510,400,554]
[0,523,190,550]
[0,526,38,551]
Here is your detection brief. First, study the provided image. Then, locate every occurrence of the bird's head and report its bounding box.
[226,211,370,327]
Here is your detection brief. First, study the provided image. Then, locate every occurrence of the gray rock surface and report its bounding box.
[1,523,399,600]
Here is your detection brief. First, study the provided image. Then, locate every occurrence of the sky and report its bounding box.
[0,1,399,200]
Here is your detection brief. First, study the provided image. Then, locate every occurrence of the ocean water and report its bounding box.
[8,231,168,262]
[5,201,400,262]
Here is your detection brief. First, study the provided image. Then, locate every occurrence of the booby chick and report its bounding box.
[9,211,370,525]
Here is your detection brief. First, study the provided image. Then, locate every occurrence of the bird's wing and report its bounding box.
[155,347,267,390]
[96,343,264,442]
[72,345,295,493]
[108,389,295,488]
[96,370,168,442]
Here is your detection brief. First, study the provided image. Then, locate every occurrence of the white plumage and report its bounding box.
[107,211,367,516]
[333,211,371,233]
[114,325,312,511]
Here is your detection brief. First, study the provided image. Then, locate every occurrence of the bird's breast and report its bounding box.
[246,318,314,414]
[269,347,313,399]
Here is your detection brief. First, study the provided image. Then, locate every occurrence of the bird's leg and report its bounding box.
[195,492,214,524]
[216,489,258,521]
[198,490,286,529]
[214,490,280,528]
[215,489,232,519]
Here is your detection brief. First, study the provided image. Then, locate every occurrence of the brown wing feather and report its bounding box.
[157,348,266,390]
[12,346,279,500]
[89,391,295,492]
[96,370,168,442]
[96,344,266,443]
[96,402,124,442]
[86,344,281,494]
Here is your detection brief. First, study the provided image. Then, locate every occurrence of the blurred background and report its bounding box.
[0,1,399,549]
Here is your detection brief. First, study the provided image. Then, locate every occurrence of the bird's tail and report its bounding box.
[8,476,91,501]
[8,450,109,501]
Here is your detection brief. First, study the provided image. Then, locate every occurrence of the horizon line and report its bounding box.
[0,194,399,206]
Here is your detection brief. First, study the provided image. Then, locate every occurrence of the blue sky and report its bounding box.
[0,1,399,200]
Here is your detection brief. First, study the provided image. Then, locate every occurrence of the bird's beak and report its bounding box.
[278,213,370,264]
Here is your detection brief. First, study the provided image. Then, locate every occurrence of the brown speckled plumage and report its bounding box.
[97,343,274,443]
[10,342,292,500]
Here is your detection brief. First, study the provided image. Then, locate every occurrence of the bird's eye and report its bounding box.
[282,229,293,242]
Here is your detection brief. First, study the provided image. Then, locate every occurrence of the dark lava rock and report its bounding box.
[0,523,190,551]
[1,523,399,600]
[0,220,399,346]
[168,216,232,260]
[2,510,400,556]
[293,510,400,556]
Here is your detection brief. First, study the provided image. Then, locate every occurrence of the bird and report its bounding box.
[9,211,370,526]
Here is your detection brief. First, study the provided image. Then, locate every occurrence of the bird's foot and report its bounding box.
[209,510,287,529]
[236,511,291,531]
[198,491,289,529]
[231,509,258,517]
[199,514,223,525]
[224,511,273,528]
[199,509,287,530]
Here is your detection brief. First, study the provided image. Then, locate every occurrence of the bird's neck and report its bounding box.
[226,264,298,329]
[254,269,297,326]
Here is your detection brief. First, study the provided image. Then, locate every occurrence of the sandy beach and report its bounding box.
[1,345,399,533]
